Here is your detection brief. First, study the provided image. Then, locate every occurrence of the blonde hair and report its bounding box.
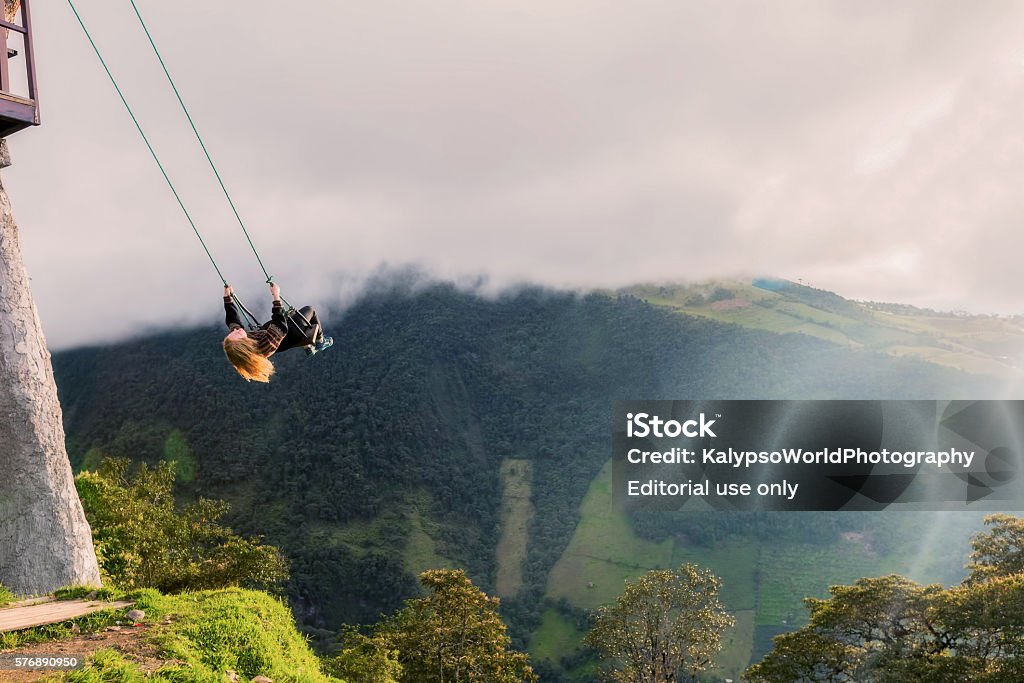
[223,334,275,383]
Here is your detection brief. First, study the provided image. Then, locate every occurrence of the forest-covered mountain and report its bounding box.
[51,279,1007,681]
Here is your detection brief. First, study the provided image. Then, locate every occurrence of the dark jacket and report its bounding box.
[224,296,287,357]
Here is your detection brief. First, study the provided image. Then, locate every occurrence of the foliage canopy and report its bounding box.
[76,458,288,593]
[585,564,734,682]
[337,569,538,683]
[746,514,1024,682]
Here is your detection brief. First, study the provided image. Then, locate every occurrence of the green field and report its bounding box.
[495,459,535,597]
[546,462,673,610]
[718,610,756,679]
[531,608,584,663]
[404,498,455,575]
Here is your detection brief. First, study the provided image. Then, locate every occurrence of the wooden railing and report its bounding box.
[0,0,37,137]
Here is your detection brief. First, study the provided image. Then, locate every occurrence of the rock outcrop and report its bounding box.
[0,140,101,594]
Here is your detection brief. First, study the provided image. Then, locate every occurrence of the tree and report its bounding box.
[585,564,734,683]
[326,628,402,683]
[744,575,946,683]
[376,569,538,682]
[75,457,288,592]
[746,515,1024,682]
[966,513,1024,582]
[0,140,101,595]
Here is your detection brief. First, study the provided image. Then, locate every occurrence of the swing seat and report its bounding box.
[285,307,326,351]
[285,308,315,337]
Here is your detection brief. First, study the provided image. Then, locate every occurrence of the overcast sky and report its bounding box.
[6,1,1024,348]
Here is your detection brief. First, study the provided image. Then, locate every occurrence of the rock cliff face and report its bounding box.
[0,140,100,594]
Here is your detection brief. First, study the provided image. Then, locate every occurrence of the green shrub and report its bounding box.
[76,458,288,593]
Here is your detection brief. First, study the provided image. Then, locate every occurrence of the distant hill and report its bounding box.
[623,279,1024,377]
[51,279,1003,682]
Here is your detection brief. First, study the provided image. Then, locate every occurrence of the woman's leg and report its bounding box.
[275,307,321,354]
[297,306,322,344]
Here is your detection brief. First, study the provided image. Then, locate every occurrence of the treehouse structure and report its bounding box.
[0,0,36,138]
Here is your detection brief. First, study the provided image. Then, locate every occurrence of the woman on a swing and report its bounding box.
[222,282,333,382]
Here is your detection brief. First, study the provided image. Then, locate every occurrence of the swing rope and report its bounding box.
[233,295,262,331]
[67,0,279,329]
[128,0,277,288]
[66,0,228,287]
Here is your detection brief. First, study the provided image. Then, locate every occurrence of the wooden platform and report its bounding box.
[0,599,134,633]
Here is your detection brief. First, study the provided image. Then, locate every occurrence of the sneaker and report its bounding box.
[305,336,333,357]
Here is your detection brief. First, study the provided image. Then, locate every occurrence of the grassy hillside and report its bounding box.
[50,280,1003,680]
[546,462,674,610]
[623,279,1024,377]
[0,588,339,682]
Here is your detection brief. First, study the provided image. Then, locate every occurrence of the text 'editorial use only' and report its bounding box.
[612,400,1024,511]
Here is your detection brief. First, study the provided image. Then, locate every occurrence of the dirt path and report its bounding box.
[0,623,168,682]
[0,600,134,633]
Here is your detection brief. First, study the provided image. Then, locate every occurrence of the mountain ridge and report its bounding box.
[50,278,1003,681]
[620,278,1024,377]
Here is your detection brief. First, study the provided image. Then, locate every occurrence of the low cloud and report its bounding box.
[6,1,1024,348]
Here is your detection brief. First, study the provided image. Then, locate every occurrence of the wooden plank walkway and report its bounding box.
[0,599,134,633]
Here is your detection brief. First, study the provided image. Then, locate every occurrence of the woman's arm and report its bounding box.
[269,282,288,328]
[224,284,244,329]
